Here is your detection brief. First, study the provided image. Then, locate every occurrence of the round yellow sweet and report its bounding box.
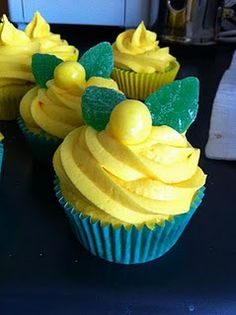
[86,76,119,91]
[54,61,86,90]
[107,100,152,145]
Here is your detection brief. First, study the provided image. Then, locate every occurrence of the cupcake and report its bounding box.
[53,77,206,264]
[111,21,180,100]
[0,132,4,174]
[0,12,78,121]
[18,42,117,164]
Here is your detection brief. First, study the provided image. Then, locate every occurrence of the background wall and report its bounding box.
[6,0,155,28]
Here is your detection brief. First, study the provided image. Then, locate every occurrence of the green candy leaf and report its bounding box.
[79,42,113,80]
[145,77,199,133]
[82,86,126,131]
[32,53,63,88]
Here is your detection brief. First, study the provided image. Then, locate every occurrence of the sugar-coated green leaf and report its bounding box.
[79,42,113,80]
[82,86,126,131]
[145,77,199,133]
[32,53,63,88]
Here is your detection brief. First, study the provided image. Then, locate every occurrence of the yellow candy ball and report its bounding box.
[54,61,86,90]
[86,76,119,91]
[107,99,152,145]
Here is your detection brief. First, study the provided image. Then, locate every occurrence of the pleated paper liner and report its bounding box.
[0,84,34,120]
[54,178,205,264]
[18,116,62,166]
[111,61,180,101]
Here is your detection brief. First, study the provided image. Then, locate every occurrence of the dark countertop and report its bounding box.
[0,27,236,314]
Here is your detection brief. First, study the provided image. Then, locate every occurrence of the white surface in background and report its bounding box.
[22,0,125,26]
[8,0,155,27]
[205,51,236,160]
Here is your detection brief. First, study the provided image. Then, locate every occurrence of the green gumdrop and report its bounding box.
[79,42,113,81]
[82,86,126,131]
[145,77,199,133]
[32,53,63,88]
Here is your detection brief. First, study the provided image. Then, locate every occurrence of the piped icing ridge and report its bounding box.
[25,11,78,61]
[53,99,206,228]
[112,21,177,73]
[19,82,84,138]
[0,15,38,86]
[25,11,50,38]
[0,12,78,89]
[1,15,30,46]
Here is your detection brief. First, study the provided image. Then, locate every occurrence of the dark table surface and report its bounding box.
[0,26,236,315]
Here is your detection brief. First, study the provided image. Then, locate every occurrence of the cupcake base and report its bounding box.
[111,62,180,101]
[0,84,34,120]
[54,178,205,264]
[18,116,62,165]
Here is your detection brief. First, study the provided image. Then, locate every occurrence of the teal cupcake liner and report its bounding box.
[0,141,3,174]
[54,178,205,264]
[17,116,62,165]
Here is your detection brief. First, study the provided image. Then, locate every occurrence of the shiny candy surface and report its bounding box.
[107,100,152,145]
[54,61,86,90]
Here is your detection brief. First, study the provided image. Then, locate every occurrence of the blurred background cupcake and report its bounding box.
[0,12,78,121]
[53,79,206,264]
[24,11,78,62]
[111,21,180,100]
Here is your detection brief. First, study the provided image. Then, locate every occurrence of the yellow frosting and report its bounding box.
[0,15,38,88]
[53,100,206,229]
[25,12,78,61]
[0,15,30,46]
[86,76,119,90]
[113,21,177,73]
[0,132,4,141]
[0,12,78,92]
[25,11,50,38]
[19,80,84,139]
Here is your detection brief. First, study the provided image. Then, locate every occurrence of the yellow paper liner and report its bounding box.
[111,62,180,101]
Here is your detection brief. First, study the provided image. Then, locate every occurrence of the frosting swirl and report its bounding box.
[113,21,177,73]
[25,12,78,61]
[0,15,38,87]
[0,12,78,91]
[53,124,206,228]
[20,80,84,138]
[1,15,30,46]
